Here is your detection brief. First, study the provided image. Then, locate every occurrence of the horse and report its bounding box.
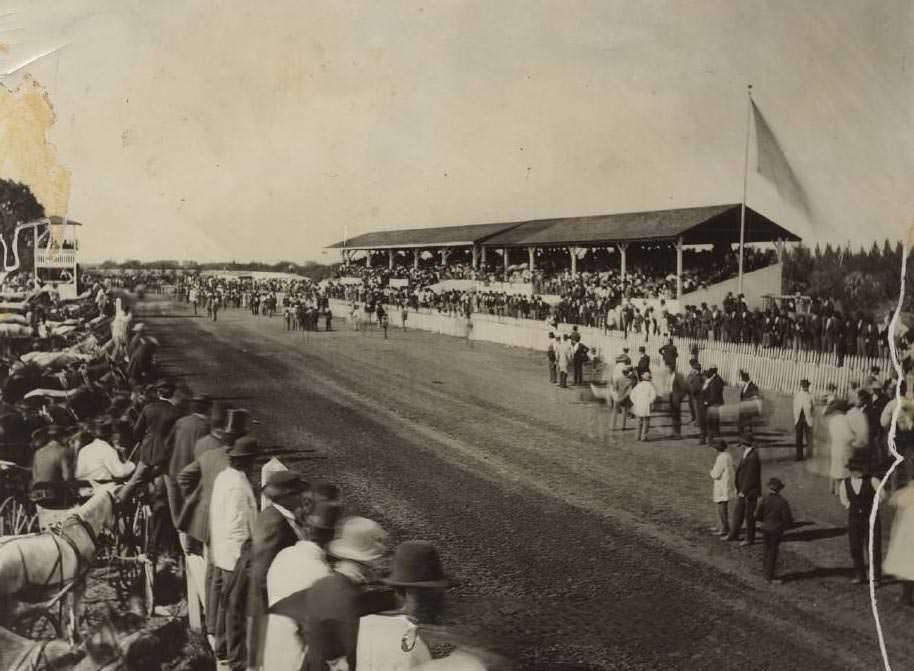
[0,484,120,645]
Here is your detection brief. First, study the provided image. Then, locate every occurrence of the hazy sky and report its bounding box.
[0,1,911,262]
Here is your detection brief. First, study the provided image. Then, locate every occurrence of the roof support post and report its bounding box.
[528,247,535,272]
[365,250,372,268]
[440,247,450,267]
[472,245,479,270]
[413,249,420,270]
[503,248,509,280]
[676,237,683,300]
[481,246,487,267]
[570,247,577,275]
[388,249,394,270]
[618,242,627,284]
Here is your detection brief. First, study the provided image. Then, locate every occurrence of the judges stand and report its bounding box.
[34,217,81,300]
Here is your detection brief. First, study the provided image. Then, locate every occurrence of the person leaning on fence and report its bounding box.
[755,477,794,584]
[793,380,814,462]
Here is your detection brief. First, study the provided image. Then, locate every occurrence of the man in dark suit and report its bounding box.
[635,346,650,378]
[702,367,725,442]
[725,435,762,545]
[686,359,703,426]
[247,471,310,669]
[165,395,211,553]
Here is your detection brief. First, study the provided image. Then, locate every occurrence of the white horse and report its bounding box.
[0,484,120,645]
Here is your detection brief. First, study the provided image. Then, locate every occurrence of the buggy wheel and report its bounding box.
[0,496,37,536]
[10,608,63,640]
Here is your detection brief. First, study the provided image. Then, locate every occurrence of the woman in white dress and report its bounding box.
[826,401,854,496]
[883,482,914,606]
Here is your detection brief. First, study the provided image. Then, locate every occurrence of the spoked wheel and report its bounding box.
[0,496,38,536]
[112,501,151,603]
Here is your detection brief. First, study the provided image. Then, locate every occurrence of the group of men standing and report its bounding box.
[546,329,590,388]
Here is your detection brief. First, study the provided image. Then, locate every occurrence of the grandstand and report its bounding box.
[329,204,800,305]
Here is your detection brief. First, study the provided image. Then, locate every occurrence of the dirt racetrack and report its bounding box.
[145,297,914,671]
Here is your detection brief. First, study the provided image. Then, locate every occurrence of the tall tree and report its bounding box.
[0,179,45,273]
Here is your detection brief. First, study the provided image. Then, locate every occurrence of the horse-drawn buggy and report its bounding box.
[0,478,155,647]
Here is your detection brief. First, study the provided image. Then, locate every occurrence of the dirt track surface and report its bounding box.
[145,298,914,671]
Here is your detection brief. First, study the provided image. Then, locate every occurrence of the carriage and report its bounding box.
[0,477,154,644]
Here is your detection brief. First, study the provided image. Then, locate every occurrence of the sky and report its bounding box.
[0,0,911,263]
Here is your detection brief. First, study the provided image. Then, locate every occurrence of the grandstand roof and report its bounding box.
[327,205,799,251]
[327,222,521,250]
[481,204,799,248]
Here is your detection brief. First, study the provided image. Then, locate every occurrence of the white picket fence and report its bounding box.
[330,300,893,396]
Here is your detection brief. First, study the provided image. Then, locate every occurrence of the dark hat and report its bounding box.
[93,417,113,439]
[738,433,754,447]
[226,435,259,458]
[708,366,718,374]
[307,500,343,531]
[311,479,340,501]
[209,401,229,426]
[689,358,700,368]
[767,477,785,492]
[846,448,871,472]
[638,346,646,352]
[800,379,810,388]
[264,471,309,499]
[713,439,728,452]
[156,379,175,395]
[190,395,211,414]
[31,426,48,444]
[223,408,250,439]
[382,541,452,589]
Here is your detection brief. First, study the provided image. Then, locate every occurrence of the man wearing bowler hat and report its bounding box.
[840,449,886,584]
[209,435,259,670]
[755,478,794,584]
[246,470,311,669]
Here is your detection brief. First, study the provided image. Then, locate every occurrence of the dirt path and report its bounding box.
[146,299,912,671]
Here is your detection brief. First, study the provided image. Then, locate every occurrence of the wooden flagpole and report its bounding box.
[738,84,752,295]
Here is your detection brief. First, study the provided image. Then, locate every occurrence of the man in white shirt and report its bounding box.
[209,436,259,667]
[75,418,135,483]
[793,379,814,462]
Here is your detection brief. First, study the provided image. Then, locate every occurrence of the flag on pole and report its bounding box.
[751,101,811,216]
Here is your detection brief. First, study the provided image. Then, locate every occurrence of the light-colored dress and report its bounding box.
[828,412,854,481]
[629,380,657,418]
[355,613,433,671]
[710,451,736,503]
[884,484,914,581]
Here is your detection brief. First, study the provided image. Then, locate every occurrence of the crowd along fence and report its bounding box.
[328,300,894,397]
